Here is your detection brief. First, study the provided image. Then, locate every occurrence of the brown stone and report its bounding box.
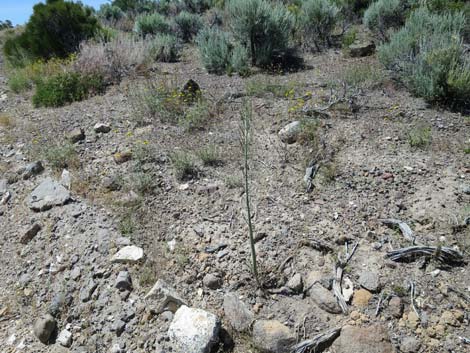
[352,289,372,307]
[331,324,393,353]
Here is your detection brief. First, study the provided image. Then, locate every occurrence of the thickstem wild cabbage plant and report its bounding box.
[240,99,260,286]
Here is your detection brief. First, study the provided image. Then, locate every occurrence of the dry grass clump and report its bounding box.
[74,33,153,84]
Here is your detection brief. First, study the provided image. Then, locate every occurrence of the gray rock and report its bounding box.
[278,121,301,144]
[60,169,71,189]
[27,177,71,211]
[309,283,342,314]
[330,324,393,353]
[80,279,98,302]
[286,273,303,293]
[223,293,254,332]
[22,161,44,180]
[102,175,122,191]
[94,123,111,133]
[67,128,85,143]
[462,185,470,195]
[0,179,7,195]
[401,336,421,353]
[144,279,186,313]
[112,319,126,337]
[56,329,72,347]
[348,41,376,57]
[70,266,81,281]
[111,245,144,263]
[20,222,42,244]
[49,292,66,317]
[168,305,220,353]
[115,271,132,291]
[33,314,57,344]
[359,271,380,292]
[203,274,222,290]
[252,320,296,353]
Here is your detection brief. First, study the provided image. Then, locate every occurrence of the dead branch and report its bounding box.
[291,327,341,353]
[381,219,416,244]
[409,281,421,322]
[333,242,359,314]
[448,286,470,302]
[385,246,464,265]
[304,162,320,193]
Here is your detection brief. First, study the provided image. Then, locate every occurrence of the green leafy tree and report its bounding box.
[4,0,99,66]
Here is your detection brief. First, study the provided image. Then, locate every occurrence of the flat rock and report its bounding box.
[57,329,72,347]
[144,279,186,313]
[286,273,303,293]
[331,324,393,353]
[27,178,71,211]
[33,314,57,344]
[252,320,296,353]
[168,305,220,353]
[111,245,144,263]
[309,283,342,314]
[22,161,44,180]
[0,179,7,195]
[278,121,301,144]
[223,293,254,332]
[401,336,421,353]
[359,271,380,292]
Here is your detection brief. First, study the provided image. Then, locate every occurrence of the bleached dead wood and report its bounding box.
[386,246,463,265]
[291,327,341,353]
[332,242,359,314]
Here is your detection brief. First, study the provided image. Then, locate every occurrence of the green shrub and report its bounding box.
[230,44,250,76]
[32,72,105,107]
[173,11,203,42]
[111,0,157,13]
[227,0,293,67]
[342,27,358,47]
[378,8,469,106]
[363,0,406,40]
[170,152,199,180]
[98,4,126,21]
[42,142,79,170]
[0,20,13,30]
[3,0,99,66]
[8,70,32,93]
[197,27,232,74]
[408,123,431,148]
[150,34,181,62]
[134,12,170,36]
[183,0,212,13]
[180,100,211,130]
[300,0,340,50]
[197,145,223,166]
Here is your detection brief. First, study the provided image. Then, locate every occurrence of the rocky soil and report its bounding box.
[0,45,469,353]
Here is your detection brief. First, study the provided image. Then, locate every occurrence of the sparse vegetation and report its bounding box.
[173,11,203,42]
[150,34,181,62]
[41,142,79,170]
[408,123,432,148]
[134,12,171,36]
[170,151,199,180]
[341,62,386,88]
[197,145,223,166]
[180,100,211,130]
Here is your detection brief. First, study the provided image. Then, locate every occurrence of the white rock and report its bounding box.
[342,277,354,302]
[57,329,72,347]
[168,306,220,353]
[61,169,71,189]
[278,121,301,144]
[111,245,144,263]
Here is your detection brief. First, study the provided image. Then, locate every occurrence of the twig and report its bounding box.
[333,242,359,314]
[409,281,421,322]
[386,246,464,265]
[381,219,416,244]
[298,239,333,254]
[291,327,341,353]
[375,292,391,317]
[277,255,294,273]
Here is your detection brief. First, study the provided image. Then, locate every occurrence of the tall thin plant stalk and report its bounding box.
[240,99,260,286]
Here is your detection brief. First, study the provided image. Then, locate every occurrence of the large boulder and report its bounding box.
[33,314,57,344]
[223,293,254,332]
[252,320,296,353]
[331,324,394,353]
[168,306,220,353]
[27,177,71,211]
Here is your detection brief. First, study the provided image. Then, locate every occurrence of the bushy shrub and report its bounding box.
[150,34,181,62]
[183,0,212,13]
[0,20,13,30]
[3,0,99,66]
[134,13,171,36]
[75,33,152,84]
[32,72,105,107]
[300,0,340,51]
[378,8,469,107]
[230,44,250,76]
[98,4,126,21]
[227,0,293,67]
[173,11,204,42]
[197,27,232,74]
[332,0,372,20]
[363,0,406,40]
[111,0,157,13]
